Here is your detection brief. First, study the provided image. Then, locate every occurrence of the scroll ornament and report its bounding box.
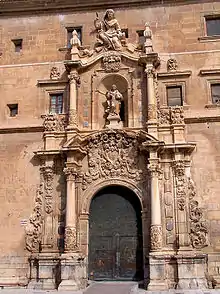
[188,178,208,249]
[25,184,44,252]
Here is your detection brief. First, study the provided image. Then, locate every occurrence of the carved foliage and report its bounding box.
[82,130,143,190]
[25,184,44,252]
[150,225,162,250]
[43,114,67,132]
[65,226,78,252]
[173,160,186,211]
[188,178,208,249]
[102,52,121,72]
[158,106,184,125]
[41,166,54,214]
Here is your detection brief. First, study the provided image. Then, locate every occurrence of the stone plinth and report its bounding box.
[58,253,87,291]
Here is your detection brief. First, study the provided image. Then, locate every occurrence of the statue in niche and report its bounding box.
[143,22,153,53]
[105,84,123,117]
[94,9,126,52]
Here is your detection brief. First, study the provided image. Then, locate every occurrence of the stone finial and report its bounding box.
[50,66,60,80]
[70,30,81,56]
[143,22,153,54]
[167,58,178,71]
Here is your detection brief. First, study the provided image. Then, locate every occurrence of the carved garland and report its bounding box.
[173,160,186,211]
[25,184,44,252]
[41,166,54,214]
[82,130,143,191]
[150,225,162,250]
[188,178,208,249]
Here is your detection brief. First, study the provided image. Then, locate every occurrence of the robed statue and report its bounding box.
[105,84,123,117]
[94,9,126,51]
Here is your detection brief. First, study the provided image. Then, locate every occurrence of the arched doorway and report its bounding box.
[88,185,143,281]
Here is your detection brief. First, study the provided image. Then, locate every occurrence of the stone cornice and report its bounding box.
[0,0,207,15]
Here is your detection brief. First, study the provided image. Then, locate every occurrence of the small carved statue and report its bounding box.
[94,9,126,51]
[105,84,123,116]
[143,22,153,53]
[50,66,60,80]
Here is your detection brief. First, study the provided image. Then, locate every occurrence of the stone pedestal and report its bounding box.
[176,253,208,289]
[28,254,59,290]
[148,253,168,290]
[106,113,123,129]
[58,253,87,291]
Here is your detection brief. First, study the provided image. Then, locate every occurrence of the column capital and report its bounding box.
[145,64,155,78]
[63,166,78,181]
[148,159,161,177]
[68,72,80,86]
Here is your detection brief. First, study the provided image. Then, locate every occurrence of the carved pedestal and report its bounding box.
[106,113,123,129]
[58,254,87,291]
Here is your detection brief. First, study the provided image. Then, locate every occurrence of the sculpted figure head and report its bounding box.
[104,9,115,21]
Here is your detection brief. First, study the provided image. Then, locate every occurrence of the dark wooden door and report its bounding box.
[88,186,143,281]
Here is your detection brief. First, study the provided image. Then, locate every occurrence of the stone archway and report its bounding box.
[88,185,144,281]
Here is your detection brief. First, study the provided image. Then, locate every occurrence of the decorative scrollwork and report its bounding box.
[188,178,208,249]
[25,184,44,252]
[167,58,178,71]
[82,130,143,190]
[50,66,60,80]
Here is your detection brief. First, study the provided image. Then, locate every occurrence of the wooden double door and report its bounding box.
[88,186,143,281]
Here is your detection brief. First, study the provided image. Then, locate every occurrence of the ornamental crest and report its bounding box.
[82,130,143,190]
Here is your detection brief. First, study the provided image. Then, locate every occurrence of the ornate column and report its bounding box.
[63,166,78,252]
[68,71,80,129]
[148,158,162,251]
[145,63,157,122]
[139,53,159,138]
[147,148,168,291]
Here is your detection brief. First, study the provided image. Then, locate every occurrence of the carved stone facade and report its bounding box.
[1,2,219,291]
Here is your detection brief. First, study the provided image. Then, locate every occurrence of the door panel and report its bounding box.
[89,186,143,281]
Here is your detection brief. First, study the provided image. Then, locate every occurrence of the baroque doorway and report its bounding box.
[88,185,143,281]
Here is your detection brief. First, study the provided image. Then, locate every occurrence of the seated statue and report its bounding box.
[94,9,126,51]
[105,84,123,116]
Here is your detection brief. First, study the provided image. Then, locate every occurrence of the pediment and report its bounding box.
[62,129,162,151]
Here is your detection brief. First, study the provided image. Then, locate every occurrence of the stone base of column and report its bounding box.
[176,252,208,289]
[28,253,60,290]
[147,252,169,290]
[58,253,87,291]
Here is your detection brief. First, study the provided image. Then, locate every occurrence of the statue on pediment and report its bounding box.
[94,9,126,52]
